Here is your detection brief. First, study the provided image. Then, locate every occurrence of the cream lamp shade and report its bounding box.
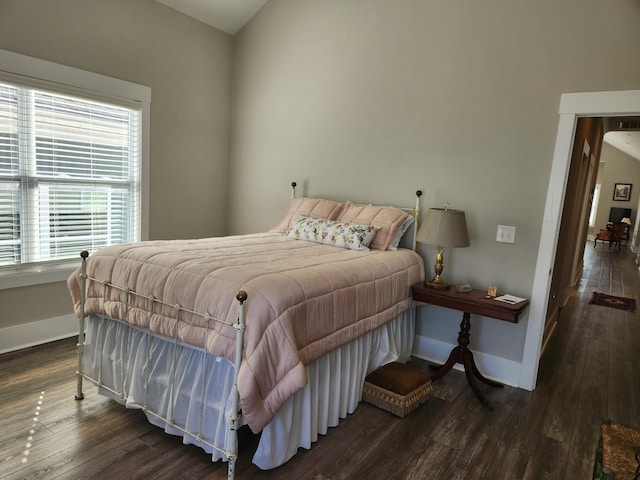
[416,207,470,288]
[417,208,470,248]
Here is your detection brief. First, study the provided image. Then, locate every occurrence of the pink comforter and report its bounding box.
[67,233,424,431]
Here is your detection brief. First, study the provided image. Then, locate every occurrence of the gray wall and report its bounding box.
[0,0,232,329]
[228,0,640,365]
[2,0,640,376]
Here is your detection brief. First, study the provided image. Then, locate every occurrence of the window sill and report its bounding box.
[0,262,78,290]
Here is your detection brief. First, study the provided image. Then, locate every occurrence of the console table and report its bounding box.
[412,284,529,408]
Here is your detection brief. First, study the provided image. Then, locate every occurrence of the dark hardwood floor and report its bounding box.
[2,245,639,479]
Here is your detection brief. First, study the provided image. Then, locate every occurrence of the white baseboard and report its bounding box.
[0,314,78,354]
[412,335,522,388]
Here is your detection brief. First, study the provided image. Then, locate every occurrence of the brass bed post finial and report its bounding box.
[236,290,248,304]
[291,181,297,199]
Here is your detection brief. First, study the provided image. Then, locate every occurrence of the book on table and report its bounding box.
[494,294,527,305]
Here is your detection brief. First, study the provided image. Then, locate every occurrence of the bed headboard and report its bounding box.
[403,189,423,251]
[289,181,422,252]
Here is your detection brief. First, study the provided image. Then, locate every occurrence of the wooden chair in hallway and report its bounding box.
[594,222,626,250]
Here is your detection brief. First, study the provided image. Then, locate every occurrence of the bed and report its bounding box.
[67,184,425,479]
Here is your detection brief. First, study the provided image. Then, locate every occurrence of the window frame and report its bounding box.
[0,49,150,290]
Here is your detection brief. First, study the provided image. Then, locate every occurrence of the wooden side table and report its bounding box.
[412,283,529,408]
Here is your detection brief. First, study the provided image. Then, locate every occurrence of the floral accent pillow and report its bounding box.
[287,215,380,251]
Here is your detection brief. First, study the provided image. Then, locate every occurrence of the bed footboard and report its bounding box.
[74,250,89,401]
[73,251,248,480]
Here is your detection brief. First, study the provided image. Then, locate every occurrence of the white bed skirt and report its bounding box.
[83,308,415,470]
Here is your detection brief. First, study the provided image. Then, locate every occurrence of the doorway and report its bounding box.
[519,90,640,391]
[543,118,603,354]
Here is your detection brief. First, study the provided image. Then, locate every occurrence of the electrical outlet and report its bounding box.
[496,225,516,244]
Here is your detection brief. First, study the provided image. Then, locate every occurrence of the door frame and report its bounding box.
[520,89,640,390]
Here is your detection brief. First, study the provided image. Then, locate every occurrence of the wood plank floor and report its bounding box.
[1,245,639,479]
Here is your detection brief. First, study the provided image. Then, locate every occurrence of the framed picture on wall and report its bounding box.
[613,183,632,201]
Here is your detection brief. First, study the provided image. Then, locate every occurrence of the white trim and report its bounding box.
[0,262,76,290]
[0,49,150,104]
[559,90,640,116]
[140,102,150,241]
[522,89,640,391]
[0,314,77,354]
[412,335,521,387]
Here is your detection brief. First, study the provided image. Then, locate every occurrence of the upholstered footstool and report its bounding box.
[362,361,431,418]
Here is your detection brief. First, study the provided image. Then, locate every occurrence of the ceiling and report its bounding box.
[155,0,268,35]
[604,130,640,162]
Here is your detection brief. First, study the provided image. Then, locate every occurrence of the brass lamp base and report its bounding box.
[425,247,451,289]
[425,276,450,289]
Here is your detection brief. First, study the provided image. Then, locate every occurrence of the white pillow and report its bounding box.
[287,215,380,251]
[387,214,415,250]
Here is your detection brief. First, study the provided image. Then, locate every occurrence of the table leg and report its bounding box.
[430,311,503,408]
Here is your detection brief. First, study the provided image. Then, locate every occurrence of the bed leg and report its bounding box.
[227,290,247,480]
[75,250,89,401]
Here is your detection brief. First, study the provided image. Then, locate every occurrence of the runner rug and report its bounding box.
[589,292,637,312]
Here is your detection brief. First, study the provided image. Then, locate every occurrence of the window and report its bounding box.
[0,82,140,268]
[0,49,149,289]
[589,184,600,227]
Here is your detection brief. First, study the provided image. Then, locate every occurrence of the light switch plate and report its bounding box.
[497,225,516,244]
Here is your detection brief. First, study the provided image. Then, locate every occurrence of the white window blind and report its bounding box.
[0,81,141,269]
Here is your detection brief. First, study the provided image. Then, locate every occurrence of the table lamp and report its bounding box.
[416,205,470,289]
